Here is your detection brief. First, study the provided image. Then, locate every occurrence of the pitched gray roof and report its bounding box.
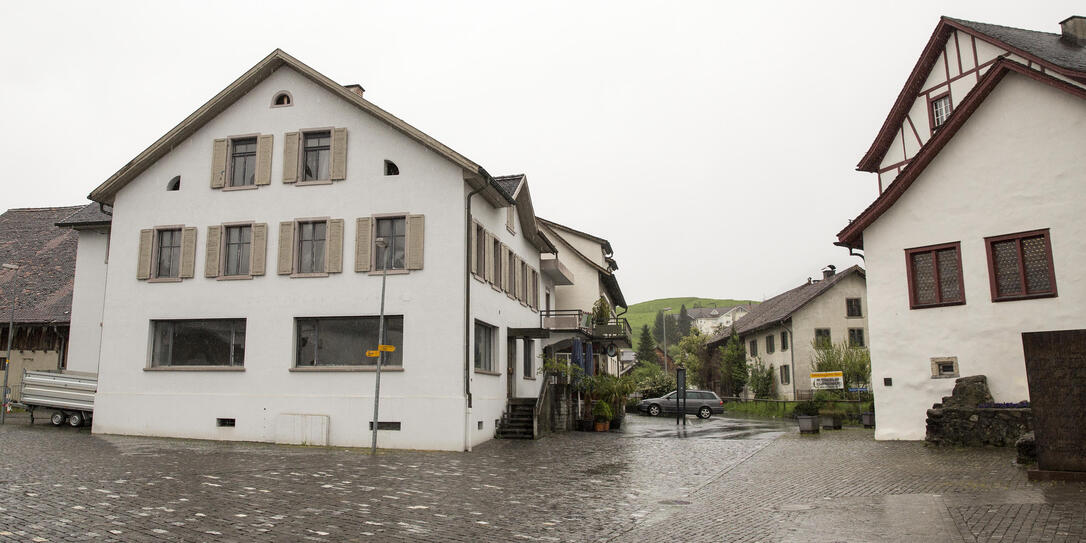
[0,206,83,324]
[708,266,865,345]
[493,174,524,201]
[56,203,112,228]
[948,17,1086,73]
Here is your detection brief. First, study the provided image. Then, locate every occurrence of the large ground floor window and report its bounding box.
[295,316,404,367]
[151,319,246,367]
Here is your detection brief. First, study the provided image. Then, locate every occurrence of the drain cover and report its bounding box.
[658,499,692,506]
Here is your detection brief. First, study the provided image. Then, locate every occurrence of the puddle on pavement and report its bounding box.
[582,461,629,476]
[620,414,791,440]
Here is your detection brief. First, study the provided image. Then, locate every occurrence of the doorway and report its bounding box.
[507,337,517,399]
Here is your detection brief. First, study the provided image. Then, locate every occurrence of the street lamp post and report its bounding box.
[371,239,392,455]
[2,263,19,425]
[660,307,671,373]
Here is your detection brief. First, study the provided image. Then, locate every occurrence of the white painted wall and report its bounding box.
[863,73,1086,440]
[93,65,540,451]
[66,227,110,373]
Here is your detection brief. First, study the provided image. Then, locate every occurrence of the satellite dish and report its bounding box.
[606,344,617,357]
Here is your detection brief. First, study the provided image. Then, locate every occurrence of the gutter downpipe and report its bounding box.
[464,182,488,452]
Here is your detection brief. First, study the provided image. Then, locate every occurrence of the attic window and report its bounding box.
[272,91,293,107]
[167,176,181,191]
[384,160,399,176]
[930,94,952,130]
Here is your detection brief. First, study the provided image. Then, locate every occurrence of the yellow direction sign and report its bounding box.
[366,350,380,358]
[379,345,396,352]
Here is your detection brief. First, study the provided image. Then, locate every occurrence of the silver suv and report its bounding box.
[638,390,725,419]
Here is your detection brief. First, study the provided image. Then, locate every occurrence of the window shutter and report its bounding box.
[470,221,479,276]
[355,217,373,272]
[282,132,300,183]
[205,225,222,278]
[484,233,493,283]
[326,219,344,273]
[179,227,197,279]
[406,214,425,270]
[255,134,273,185]
[210,139,228,188]
[137,229,153,280]
[278,221,295,274]
[331,127,348,180]
[251,223,268,276]
[501,245,510,292]
[507,205,515,233]
[515,259,523,300]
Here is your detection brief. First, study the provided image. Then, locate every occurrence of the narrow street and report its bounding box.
[1,413,1082,542]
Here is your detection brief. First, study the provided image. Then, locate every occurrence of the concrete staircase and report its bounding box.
[496,398,535,439]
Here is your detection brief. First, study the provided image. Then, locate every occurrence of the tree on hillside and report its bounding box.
[678,305,692,337]
[653,310,681,347]
[652,310,665,344]
[635,325,657,366]
[676,328,713,388]
[718,328,748,397]
[692,301,703,309]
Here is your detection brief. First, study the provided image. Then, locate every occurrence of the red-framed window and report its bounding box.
[905,242,965,309]
[928,92,953,133]
[984,229,1057,302]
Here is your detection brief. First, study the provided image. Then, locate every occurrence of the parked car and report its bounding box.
[638,390,724,419]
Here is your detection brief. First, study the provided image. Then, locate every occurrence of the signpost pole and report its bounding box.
[371,239,391,455]
[1,263,19,425]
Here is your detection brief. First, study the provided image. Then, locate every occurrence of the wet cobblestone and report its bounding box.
[0,414,1083,542]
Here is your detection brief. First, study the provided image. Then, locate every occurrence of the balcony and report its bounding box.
[540,310,631,346]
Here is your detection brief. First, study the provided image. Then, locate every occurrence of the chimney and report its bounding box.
[345,84,365,98]
[1060,16,1086,45]
[822,264,837,279]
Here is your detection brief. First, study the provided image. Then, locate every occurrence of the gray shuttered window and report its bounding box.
[179,227,197,279]
[331,127,348,180]
[282,132,300,183]
[355,217,373,272]
[251,223,267,276]
[406,215,424,270]
[326,219,344,273]
[255,134,273,185]
[205,226,223,277]
[137,229,153,280]
[210,139,228,188]
[278,222,294,274]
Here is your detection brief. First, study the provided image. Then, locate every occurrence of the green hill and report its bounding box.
[622,297,757,343]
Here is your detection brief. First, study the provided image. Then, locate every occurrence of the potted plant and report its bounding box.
[861,402,875,428]
[593,401,613,432]
[592,296,611,325]
[793,400,820,434]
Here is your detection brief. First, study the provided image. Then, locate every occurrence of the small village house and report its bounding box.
[688,305,750,335]
[837,16,1086,439]
[63,49,627,451]
[707,266,868,401]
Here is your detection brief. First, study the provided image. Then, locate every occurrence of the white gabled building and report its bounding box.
[837,17,1086,439]
[688,305,750,335]
[65,49,624,451]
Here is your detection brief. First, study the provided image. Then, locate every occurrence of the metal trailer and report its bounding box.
[16,370,97,427]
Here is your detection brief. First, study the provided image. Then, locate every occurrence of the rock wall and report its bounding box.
[925,375,1033,447]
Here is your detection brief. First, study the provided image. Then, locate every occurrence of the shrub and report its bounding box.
[793,400,820,417]
[748,358,776,398]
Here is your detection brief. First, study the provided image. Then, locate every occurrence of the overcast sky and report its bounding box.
[1,1,1078,303]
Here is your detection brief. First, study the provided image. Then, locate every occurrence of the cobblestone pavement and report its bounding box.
[0,413,1083,542]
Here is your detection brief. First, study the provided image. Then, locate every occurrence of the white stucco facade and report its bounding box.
[84,64,551,451]
[862,72,1086,440]
[66,228,109,374]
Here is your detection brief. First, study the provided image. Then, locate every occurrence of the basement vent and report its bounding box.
[369,421,401,431]
[478,421,484,430]
[883,378,893,387]
[216,418,236,427]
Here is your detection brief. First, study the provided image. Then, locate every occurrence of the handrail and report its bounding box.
[532,372,553,438]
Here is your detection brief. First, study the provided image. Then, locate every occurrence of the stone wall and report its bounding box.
[925,375,1033,447]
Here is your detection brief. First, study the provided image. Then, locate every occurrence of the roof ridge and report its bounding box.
[943,16,1060,38]
[5,206,84,212]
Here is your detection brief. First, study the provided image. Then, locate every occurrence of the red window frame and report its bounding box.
[984,229,1057,302]
[904,241,965,309]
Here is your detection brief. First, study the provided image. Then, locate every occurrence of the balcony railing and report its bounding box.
[540,310,631,344]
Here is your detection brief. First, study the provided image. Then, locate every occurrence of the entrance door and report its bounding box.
[507,337,517,399]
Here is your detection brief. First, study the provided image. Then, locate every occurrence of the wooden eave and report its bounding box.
[838,60,1086,248]
[857,17,1086,173]
[89,48,506,206]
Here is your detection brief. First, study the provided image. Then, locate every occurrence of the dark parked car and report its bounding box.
[638,390,725,419]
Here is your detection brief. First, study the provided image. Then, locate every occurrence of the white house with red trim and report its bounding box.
[837,16,1086,439]
[64,49,626,451]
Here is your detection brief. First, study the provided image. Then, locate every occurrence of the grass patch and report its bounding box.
[624,297,757,337]
[725,400,869,421]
